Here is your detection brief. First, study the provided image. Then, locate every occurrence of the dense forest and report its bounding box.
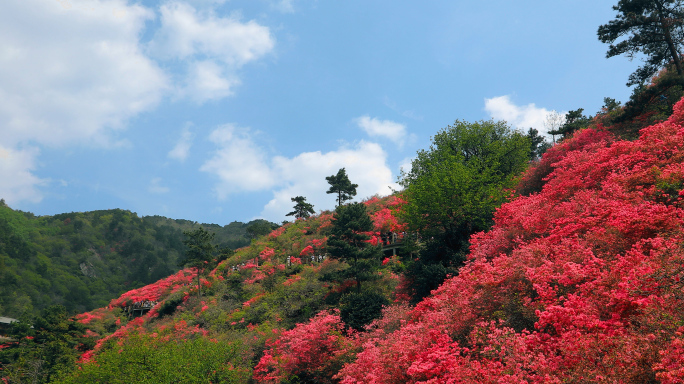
[0,203,273,317]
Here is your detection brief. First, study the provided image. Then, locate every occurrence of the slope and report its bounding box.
[337,98,684,383]
[8,196,406,382]
[0,205,261,318]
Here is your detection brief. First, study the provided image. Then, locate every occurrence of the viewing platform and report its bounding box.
[380,232,406,256]
[125,301,157,317]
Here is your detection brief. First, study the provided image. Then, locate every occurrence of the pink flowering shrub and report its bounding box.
[364,196,407,233]
[268,226,287,239]
[253,310,357,383]
[299,245,314,257]
[75,309,106,325]
[260,247,276,260]
[109,269,197,308]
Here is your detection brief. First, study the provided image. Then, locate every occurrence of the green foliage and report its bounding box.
[286,196,316,219]
[598,0,684,86]
[339,291,389,331]
[401,119,530,239]
[603,67,684,138]
[53,335,250,384]
[403,258,450,304]
[13,196,401,383]
[327,203,382,293]
[0,205,256,319]
[180,227,215,300]
[246,220,279,239]
[400,119,530,302]
[525,128,551,160]
[326,168,358,207]
[0,305,89,383]
[156,290,186,318]
[180,227,216,270]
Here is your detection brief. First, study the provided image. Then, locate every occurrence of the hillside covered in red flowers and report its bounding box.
[257,99,684,383]
[6,97,684,383]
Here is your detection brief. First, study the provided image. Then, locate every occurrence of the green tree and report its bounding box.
[327,203,382,293]
[53,334,249,384]
[286,196,316,219]
[339,291,389,331]
[179,227,215,299]
[598,0,684,86]
[400,119,530,302]
[526,128,552,160]
[0,305,89,383]
[326,168,358,207]
[245,220,278,239]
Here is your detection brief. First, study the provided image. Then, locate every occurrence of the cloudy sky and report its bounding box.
[1,0,638,224]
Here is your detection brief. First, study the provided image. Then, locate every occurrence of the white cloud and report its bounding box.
[0,0,167,148]
[0,0,276,206]
[168,123,195,162]
[149,1,274,102]
[150,2,273,64]
[199,126,398,221]
[355,115,408,147]
[262,141,398,220]
[200,124,276,198]
[184,60,238,102]
[484,95,562,136]
[148,177,170,194]
[0,0,168,205]
[0,145,47,204]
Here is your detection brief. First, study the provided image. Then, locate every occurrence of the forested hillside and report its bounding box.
[0,204,268,318]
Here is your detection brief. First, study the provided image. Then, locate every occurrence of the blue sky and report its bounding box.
[1,0,639,224]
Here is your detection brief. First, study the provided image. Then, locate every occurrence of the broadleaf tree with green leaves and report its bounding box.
[399,119,531,302]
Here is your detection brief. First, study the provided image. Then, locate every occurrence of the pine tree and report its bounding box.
[327,203,381,293]
[286,196,315,219]
[598,0,684,86]
[179,227,215,298]
[325,168,358,207]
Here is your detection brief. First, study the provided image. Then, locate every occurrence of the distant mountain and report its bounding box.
[0,203,271,318]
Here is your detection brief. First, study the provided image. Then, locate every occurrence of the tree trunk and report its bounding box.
[197,268,202,299]
[656,0,683,76]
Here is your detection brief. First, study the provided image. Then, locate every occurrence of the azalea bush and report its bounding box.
[253,310,357,384]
